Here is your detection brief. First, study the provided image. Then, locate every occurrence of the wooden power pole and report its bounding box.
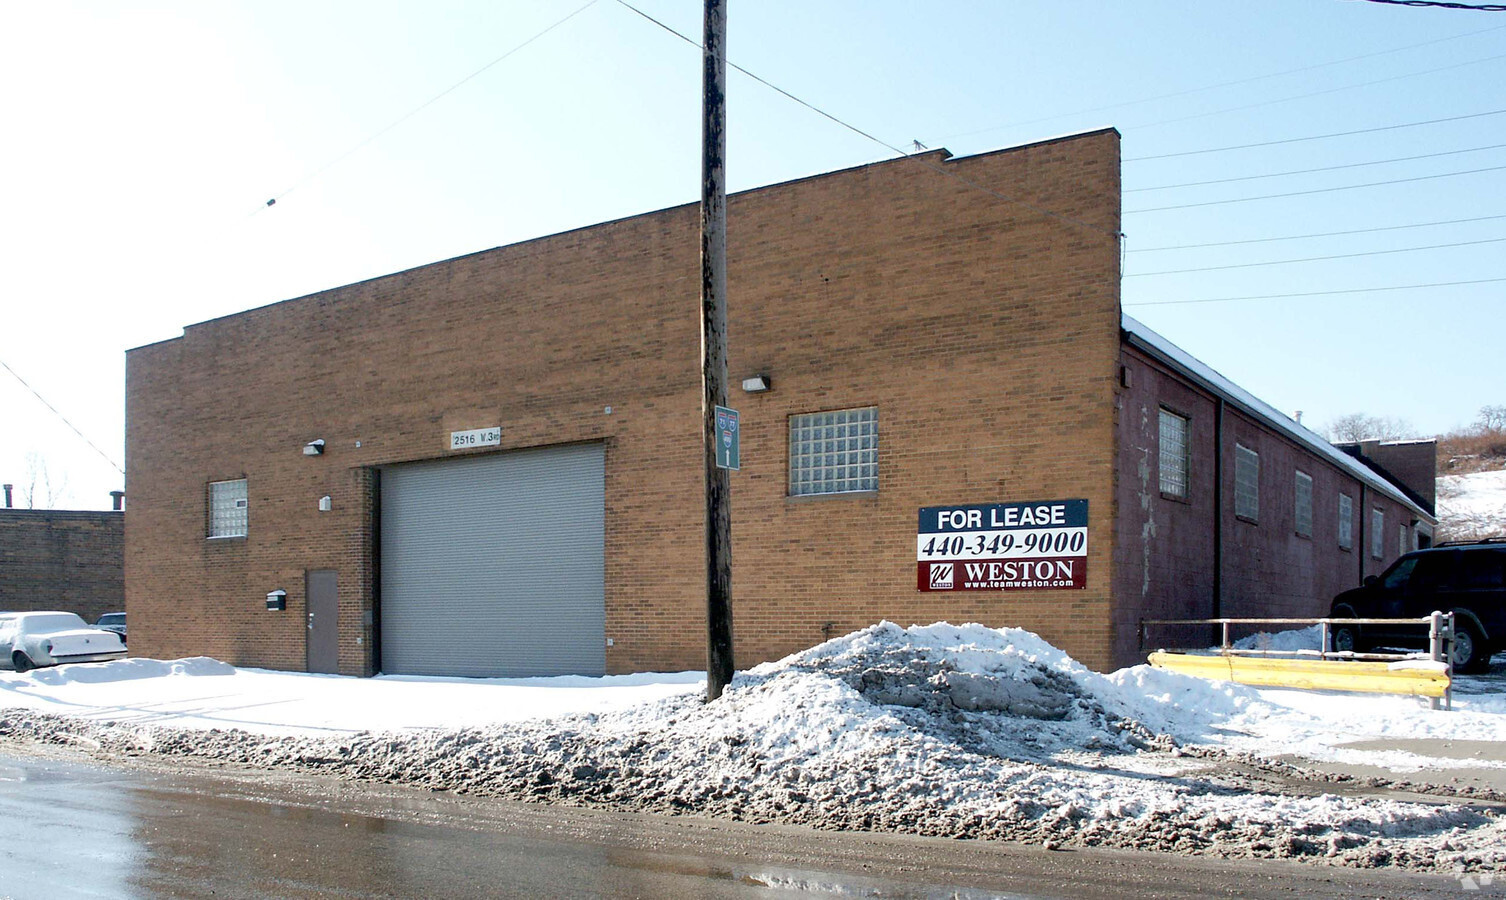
[701,0,734,701]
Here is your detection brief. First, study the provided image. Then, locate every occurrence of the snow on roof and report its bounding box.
[1121,314,1432,522]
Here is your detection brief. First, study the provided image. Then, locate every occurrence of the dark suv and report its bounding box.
[1329,540,1506,673]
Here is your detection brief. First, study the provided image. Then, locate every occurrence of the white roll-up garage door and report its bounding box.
[379,442,605,677]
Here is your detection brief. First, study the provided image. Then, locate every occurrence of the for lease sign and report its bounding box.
[916,500,1088,591]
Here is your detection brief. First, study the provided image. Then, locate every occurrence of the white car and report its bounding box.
[0,611,128,672]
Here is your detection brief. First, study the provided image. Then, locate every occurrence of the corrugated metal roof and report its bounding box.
[1122,313,1433,522]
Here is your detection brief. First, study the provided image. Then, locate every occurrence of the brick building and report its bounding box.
[123,129,1431,676]
[1114,319,1432,664]
[0,508,124,623]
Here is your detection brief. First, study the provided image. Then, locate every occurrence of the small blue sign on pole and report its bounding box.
[714,405,740,471]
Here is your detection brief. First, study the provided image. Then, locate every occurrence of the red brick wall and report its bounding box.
[0,510,123,623]
[1112,346,1425,668]
[126,130,1125,675]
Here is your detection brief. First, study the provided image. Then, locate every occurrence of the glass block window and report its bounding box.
[1294,470,1313,538]
[1371,508,1385,559]
[1234,444,1259,521]
[208,479,248,538]
[1158,409,1190,499]
[1338,493,1354,550]
[789,407,878,496]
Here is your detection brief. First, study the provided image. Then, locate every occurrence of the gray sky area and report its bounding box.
[2,0,1502,508]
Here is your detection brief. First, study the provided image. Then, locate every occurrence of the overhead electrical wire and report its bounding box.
[1125,142,1506,192]
[1126,163,1506,213]
[1127,49,1506,132]
[1125,235,1506,277]
[1126,213,1506,252]
[255,0,600,213]
[231,2,1497,313]
[611,0,1121,241]
[1348,0,1506,10]
[1124,107,1506,162]
[0,358,124,475]
[941,21,1506,142]
[1124,277,1506,307]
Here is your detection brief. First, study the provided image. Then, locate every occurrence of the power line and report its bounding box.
[1124,107,1506,162]
[1125,142,1506,192]
[612,0,1121,241]
[256,0,600,213]
[1348,0,1506,10]
[943,21,1506,143]
[1124,276,1506,307]
[0,358,124,475]
[1126,163,1506,213]
[1126,213,1506,252]
[1125,235,1506,277]
[1127,49,1506,133]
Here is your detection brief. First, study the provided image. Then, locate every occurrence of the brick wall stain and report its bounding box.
[126,131,1125,675]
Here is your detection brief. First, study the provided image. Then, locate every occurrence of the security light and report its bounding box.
[303,439,326,456]
[741,375,771,393]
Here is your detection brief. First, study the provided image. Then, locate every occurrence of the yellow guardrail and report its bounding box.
[1139,612,1454,708]
[1147,651,1451,698]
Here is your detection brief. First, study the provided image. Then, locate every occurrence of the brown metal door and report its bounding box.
[305,570,339,674]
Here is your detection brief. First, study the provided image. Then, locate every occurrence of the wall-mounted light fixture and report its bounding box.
[266,589,287,611]
[741,374,771,393]
[318,495,332,512]
[303,439,326,456]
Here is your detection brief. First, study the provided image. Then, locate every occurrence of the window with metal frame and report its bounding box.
[1234,443,1259,521]
[1158,409,1190,499]
[1338,493,1354,550]
[208,479,248,538]
[789,407,878,496]
[1294,470,1313,538]
[1371,508,1385,559]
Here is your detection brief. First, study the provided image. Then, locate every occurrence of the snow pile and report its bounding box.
[1230,625,1323,654]
[25,656,234,685]
[1437,469,1506,540]
[3,621,1502,872]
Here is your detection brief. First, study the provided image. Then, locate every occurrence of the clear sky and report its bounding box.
[2,0,1502,510]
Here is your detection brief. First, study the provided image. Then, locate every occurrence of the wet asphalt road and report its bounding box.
[0,747,1481,900]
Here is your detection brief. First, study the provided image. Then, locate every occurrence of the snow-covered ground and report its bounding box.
[2,623,1504,873]
[1437,468,1506,540]
[0,656,702,736]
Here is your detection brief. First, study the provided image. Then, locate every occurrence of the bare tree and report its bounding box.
[1321,413,1416,444]
[20,452,69,509]
[1478,405,1506,432]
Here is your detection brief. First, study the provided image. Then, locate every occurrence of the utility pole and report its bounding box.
[701,0,734,701]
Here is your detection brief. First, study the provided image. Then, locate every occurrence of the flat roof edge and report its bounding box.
[154,128,1123,339]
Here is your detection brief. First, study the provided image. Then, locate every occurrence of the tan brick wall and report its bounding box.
[125,129,1124,675]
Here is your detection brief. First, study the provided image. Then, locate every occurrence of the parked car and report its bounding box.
[0,611,128,672]
[1329,539,1506,673]
[96,612,127,643]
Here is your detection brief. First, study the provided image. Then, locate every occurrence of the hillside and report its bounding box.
[1436,468,1506,542]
